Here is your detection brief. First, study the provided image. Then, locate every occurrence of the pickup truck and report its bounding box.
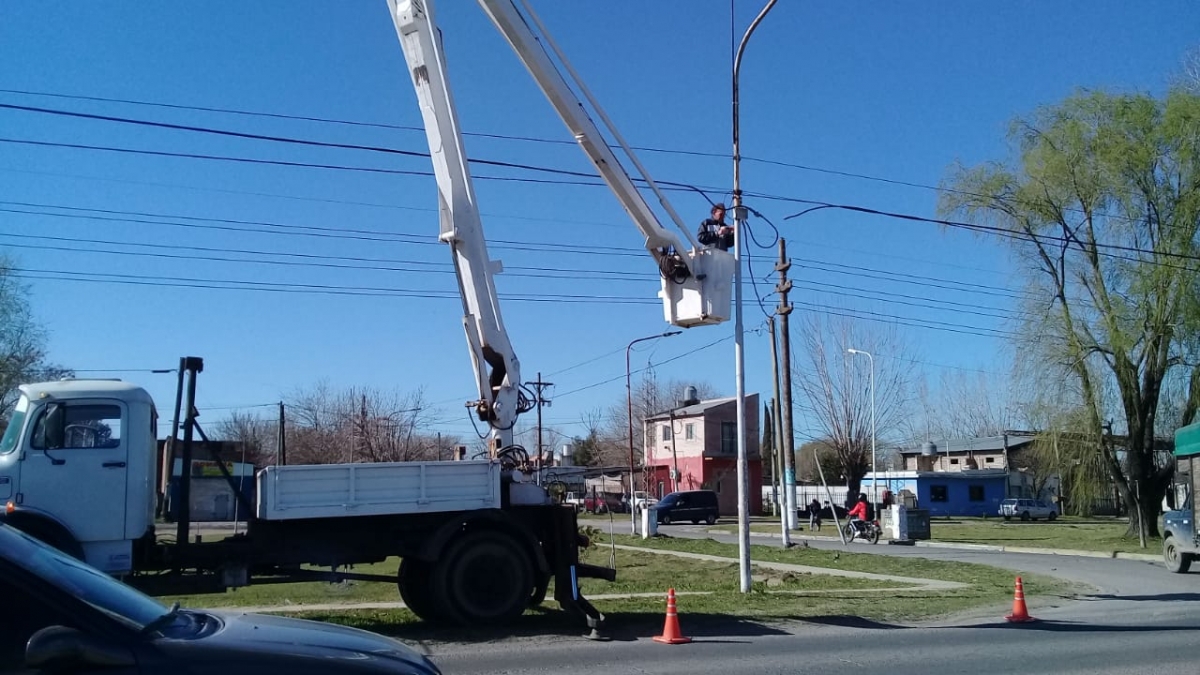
[1163,421,1199,573]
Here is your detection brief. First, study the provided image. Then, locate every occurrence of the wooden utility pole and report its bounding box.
[769,317,791,544]
[526,373,553,484]
[776,238,798,530]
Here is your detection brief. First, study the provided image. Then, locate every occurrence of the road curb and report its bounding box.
[708,528,1162,562]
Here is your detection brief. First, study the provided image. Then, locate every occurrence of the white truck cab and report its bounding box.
[0,380,157,574]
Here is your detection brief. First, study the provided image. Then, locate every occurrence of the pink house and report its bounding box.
[642,393,763,516]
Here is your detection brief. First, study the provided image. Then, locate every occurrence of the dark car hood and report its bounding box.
[154,611,439,675]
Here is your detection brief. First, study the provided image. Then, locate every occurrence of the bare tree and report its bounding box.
[0,257,71,422]
[920,369,1023,439]
[792,312,917,501]
[282,383,433,465]
[214,410,278,467]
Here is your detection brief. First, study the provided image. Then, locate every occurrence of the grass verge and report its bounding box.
[243,533,1075,642]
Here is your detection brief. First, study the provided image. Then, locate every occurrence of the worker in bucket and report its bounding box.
[697,203,734,251]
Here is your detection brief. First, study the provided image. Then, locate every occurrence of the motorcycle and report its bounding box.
[843,519,882,544]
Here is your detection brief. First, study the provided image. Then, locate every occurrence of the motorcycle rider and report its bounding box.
[848,493,870,535]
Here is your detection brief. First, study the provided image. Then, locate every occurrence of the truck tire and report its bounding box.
[1164,537,1193,574]
[433,531,533,625]
[397,558,447,623]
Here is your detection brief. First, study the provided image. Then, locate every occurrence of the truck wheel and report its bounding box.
[434,531,533,625]
[705,514,717,525]
[1164,537,1192,574]
[1048,512,1057,521]
[397,559,445,623]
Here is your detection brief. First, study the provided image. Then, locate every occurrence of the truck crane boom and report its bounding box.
[388,0,531,448]
[475,0,734,328]
[387,0,735,447]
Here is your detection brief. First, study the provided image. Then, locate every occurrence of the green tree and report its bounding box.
[941,88,1200,543]
[0,258,70,424]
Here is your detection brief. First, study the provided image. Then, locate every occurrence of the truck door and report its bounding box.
[18,401,128,545]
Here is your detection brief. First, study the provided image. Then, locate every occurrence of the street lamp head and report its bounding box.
[846,348,860,355]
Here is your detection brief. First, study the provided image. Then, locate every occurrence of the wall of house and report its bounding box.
[645,456,762,516]
[905,452,1008,472]
[646,415,706,465]
[701,395,760,459]
[915,475,1007,517]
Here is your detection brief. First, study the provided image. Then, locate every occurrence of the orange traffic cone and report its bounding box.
[1005,576,1035,623]
[652,588,692,644]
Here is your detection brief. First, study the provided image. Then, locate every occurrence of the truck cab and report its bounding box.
[0,380,158,574]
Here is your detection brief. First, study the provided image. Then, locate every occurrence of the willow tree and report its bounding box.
[941,88,1200,543]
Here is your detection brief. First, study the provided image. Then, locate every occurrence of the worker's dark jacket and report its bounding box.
[697,218,734,251]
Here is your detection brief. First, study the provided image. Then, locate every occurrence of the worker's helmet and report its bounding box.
[858,493,867,501]
[711,203,726,212]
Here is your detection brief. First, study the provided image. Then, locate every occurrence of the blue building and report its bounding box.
[863,469,1010,517]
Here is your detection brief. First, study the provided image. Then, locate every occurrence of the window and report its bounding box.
[930,485,948,502]
[720,422,736,454]
[949,458,960,465]
[685,423,695,440]
[661,425,672,442]
[985,457,994,464]
[968,485,985,502]
[0,407,26,455]
[32,404,122,450]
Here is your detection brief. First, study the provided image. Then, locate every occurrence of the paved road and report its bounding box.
[427,522,1199,675]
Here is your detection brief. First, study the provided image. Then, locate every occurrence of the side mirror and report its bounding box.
[25,626,136,670]
[41,403,66,450]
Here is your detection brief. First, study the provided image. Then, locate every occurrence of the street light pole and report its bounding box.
[626,331,681,534]
[732,0,778,594]
[847,349,877,516]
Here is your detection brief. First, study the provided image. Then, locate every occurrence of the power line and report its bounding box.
[11,267,661,305]
[784,201,1200,266]
[554,335,736,399]
[0,234,654,284]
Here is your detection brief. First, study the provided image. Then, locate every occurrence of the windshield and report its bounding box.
[659,494,678,505]
[1,526,168,630]
[0,396,28,455]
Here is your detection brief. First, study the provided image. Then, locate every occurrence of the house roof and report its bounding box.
[645,396,737,422]
[898,433,1037,455]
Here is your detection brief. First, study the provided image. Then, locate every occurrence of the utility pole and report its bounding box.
[776,238,798,530]
[277,401,286,466]
[526,373,553,486]
[768,317,791,545]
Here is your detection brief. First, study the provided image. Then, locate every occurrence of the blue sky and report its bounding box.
[1,1,1196,448]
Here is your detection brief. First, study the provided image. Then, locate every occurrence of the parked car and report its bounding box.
[584,493,625,514]
[632,491,659,511]
[999,498,1058,521]
[0,524,441,675]
[654,490,720,525]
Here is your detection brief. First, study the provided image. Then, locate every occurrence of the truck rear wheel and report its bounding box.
[433,531,533,625]
[397,558,446,622]
[1164,537,1192,574]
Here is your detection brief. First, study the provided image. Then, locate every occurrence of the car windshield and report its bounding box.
[659,494,678,505]
[1,526,168,631]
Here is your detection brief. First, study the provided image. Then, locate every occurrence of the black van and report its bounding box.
[654,490,719,525]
